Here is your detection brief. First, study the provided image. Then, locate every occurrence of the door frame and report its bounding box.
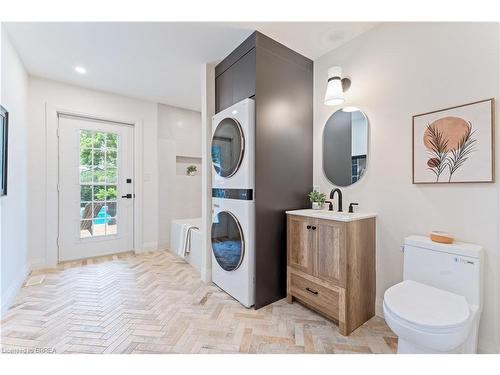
[45,104,144,266]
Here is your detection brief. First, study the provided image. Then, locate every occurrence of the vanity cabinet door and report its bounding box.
[287,215,314,274]
[315,219,346,288]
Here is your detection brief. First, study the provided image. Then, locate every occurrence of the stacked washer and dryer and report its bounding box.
[210,31,313,309]
[211,98,255,307]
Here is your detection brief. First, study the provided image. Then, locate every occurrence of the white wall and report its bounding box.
[28,77,159,267]
[200,63,215,283]
[0,27,29,317]
[158,103,202,158]
[314,23,500,353]
[157,103,201,249]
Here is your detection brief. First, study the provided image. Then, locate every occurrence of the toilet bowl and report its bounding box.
[383,280,475,353]
[383,236,483,354]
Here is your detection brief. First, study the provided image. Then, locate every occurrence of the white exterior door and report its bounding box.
[58,115,134,261]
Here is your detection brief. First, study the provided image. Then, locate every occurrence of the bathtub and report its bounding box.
[170,218,202,274]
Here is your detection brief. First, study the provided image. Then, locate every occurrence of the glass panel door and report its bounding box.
[79,130,119,238]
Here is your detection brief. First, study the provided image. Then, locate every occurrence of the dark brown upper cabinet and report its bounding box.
[215,48,256,112]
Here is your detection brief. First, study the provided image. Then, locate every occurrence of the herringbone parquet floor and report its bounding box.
[1,250,397,354]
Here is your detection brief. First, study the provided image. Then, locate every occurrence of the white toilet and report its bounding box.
[383,235,483,353]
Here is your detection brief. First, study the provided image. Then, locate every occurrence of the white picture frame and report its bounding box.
[412,98,495,184]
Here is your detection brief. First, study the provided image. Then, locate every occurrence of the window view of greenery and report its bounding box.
[79,130,119,238]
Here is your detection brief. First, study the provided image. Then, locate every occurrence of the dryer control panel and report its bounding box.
[212,188,253,201]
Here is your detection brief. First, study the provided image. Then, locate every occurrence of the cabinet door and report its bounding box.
[232,48,256,104]
[315,219,346,287]
[287,215,314,274]
[215,67,234,113]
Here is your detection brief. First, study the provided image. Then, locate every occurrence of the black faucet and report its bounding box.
[325,200,334,211]
[329,188,343,212]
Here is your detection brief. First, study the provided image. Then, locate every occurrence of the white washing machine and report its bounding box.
[211,194,255,307]
[211,98,255,189]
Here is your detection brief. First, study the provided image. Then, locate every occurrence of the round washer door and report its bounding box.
[211,211,245,271]
[211,118,244,178]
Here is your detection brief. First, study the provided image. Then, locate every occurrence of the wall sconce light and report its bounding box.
[324,66,351,106]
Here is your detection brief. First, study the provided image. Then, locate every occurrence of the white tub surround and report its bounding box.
[170,218,202,274]
[157,104,202,251]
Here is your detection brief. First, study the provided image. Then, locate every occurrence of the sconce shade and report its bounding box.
[324,66,345,106]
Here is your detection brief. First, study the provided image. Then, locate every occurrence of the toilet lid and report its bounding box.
[384,280,470,330]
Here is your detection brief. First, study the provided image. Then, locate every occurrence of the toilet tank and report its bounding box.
[403,235,483,308]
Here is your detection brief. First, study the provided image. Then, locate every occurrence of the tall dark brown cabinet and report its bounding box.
[215,32,313,309]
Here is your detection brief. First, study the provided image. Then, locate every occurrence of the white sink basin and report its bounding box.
[285,208,376,222]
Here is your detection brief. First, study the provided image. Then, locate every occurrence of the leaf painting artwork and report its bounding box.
[423,117,477,182]
[413,99,494,184]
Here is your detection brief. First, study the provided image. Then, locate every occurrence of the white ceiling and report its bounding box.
[4,22,377,111]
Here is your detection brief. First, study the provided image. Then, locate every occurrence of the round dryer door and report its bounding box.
[211,118,244,178]
[211,211,245,271]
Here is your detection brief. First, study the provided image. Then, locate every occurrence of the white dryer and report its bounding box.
[211,194,255,307]
[211,98,255,189]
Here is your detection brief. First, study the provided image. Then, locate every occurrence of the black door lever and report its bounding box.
[121,194,133,199]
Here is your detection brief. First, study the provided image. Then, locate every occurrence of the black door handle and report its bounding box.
[311,226,317,230]
[306,225,311,229]
[305,287,318,295]
[121,194,133,199]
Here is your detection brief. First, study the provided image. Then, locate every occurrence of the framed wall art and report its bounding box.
[412,98,495,184]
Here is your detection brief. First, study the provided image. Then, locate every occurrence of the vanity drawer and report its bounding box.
[290,272,339,321]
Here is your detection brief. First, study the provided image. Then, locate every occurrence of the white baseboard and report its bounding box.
[1,263,30,319]
[29,257,47,270]
[137,241,158,253]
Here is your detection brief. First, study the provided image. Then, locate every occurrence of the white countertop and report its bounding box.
[286,208,377,222]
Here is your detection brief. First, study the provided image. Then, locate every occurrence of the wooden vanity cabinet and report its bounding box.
[286,214,376,336]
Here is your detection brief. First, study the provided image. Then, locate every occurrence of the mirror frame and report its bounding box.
[322,108,370,187]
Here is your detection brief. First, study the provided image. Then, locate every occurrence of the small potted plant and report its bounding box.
[186,165,197,176]
[308,190,326,210]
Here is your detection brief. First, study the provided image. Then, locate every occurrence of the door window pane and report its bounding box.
[106,150,117,168]
[80,167,92,183]
[106,133,117,149]
[105,202,117,218]
[93,132,106,149]
[81,185,92,201]
[106,168,117,184]
[105,185,117,200]
[93,166,106,183]
[80,202,91,219]
[93,150,105,168]
[80,148,92,167]
[79,129,119,238]
[80,219,93,238]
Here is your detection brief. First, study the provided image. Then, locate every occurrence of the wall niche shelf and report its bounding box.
[176,155,201,176]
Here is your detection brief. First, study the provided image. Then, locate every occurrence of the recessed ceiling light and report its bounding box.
[74,66,87,75]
